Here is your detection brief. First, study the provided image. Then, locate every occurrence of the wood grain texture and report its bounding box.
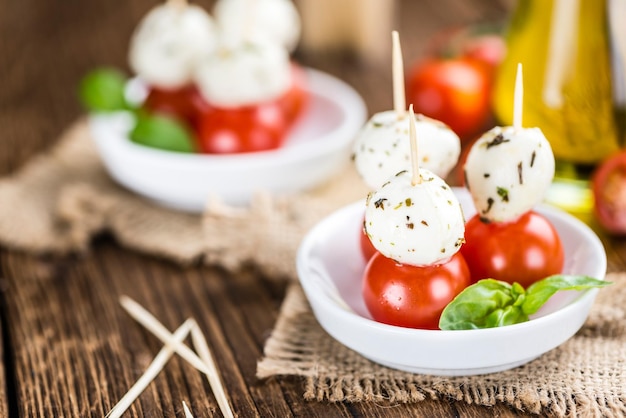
[1,0,623,417]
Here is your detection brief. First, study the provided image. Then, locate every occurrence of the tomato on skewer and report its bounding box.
[363,251,470,330]
[461,212,564,288]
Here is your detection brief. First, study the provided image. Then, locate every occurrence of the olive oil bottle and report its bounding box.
[492,0,626,215]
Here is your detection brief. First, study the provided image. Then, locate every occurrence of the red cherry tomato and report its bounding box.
[197,101,290,154]
[196,63,307,154]
[461,34,506,74]
[279,63,309,124]
[144,85,211,129]
[461,212,564,288]
[407,57,492,141]
[592,151,626,234]
[359,219,377,261]
[362,252,471,330]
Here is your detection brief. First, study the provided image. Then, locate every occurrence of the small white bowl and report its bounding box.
[296,188,607,376]
[89,68,367,211]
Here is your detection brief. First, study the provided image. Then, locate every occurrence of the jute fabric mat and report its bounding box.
[0,118,368,279]
[257,276,626,417]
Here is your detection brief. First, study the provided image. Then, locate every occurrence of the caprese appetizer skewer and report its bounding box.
[461,64,564,287]
[361,105,470,330]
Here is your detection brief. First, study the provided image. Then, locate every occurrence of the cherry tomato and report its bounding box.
[197,101,290,154]
[278,63,309,124]
[461,212,564,288]
[407,57,492,141]
[455,135,480,187]
[461,34,506,74]
[362,252,470,330]
[359,216,377,261]
[196,63,306,154]
[144,85,211,129]
[592,151,626,234]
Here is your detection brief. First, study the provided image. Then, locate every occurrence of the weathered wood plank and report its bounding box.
[0,292,8,417]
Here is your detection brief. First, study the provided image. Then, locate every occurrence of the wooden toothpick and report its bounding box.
[182,401,194,418]
[242,0,259,42]
[409,104,421,185]
[392,31,406,116]
[105,319,195,418]
[119,296,210,375]
[191,322,235,418]
[168,0,187,11]
[513,62,523,132]
[113,297,235,418]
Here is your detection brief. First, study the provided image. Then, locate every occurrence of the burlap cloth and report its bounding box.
[257,276,626,417]
[0,118,368,279]
[3,118,625,417]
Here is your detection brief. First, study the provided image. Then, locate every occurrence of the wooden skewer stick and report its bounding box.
[242,0,259,42]
[105,319,195,418]
[119,296,211,375]
[513,62,524,132]
[392,31,406,116]
[191,321,235,418]
[117,297,234,418]
[168,0,187,11]
[183,401,194,418]
[409,104,421,185]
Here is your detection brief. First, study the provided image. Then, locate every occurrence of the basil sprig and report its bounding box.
[78,68,195,153]
[439,275,611,330]
[131,112,195,153]
[79,67,130,112]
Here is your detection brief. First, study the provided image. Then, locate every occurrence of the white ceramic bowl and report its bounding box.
[296,188,607,376]
[89,68,367,211]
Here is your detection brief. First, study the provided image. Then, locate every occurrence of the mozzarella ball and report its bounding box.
[464,125,555,223]
[194,39,291,108]
[364,169,466,266]
[213,0,301,52]
[128,3,217,89]
[352,110,461,190]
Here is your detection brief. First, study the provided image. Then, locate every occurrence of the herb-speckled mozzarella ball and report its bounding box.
[464,126,555,223]
[194,39,291,108]
[129,3,217,89]
[352,111,461,190]
[213,0,301,52]
[364,169,466,266]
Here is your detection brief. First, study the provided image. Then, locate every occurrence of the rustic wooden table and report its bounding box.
[1,0,623,417]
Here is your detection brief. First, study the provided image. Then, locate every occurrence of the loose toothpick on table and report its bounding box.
[191,321,235,418]
[107,296,235,418]
[183,401,195,418]
[392,31,406,116]
[119,296,210,375]
[513,62,524,132]
[105,319,195,418]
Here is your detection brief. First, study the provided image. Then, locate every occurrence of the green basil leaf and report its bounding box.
[483,305,528,328]
[439,279,523,330]
[78,68,130,112]
[439,275,611,330]
[522,275,611,315]
[130,113,195,153]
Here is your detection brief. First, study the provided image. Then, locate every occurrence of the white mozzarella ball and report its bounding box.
[464,125,555,223]
[213,0,301,52]
[364,169,466,266]
[194,39,291,108]
[352,110,461,190]
[129,3,217,89]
